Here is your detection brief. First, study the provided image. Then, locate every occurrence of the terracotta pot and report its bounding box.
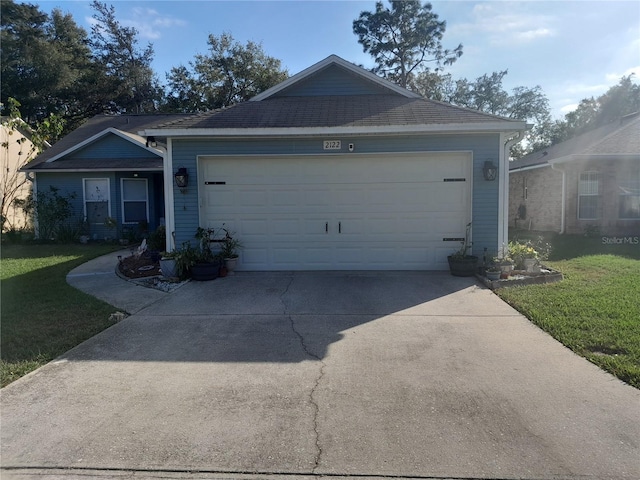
[225,257,239,275]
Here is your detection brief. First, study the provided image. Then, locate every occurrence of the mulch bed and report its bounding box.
[118,252,161,279]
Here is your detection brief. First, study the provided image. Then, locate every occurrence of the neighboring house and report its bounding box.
[509,113,640,235]
[23,114,190,240]
[140,55,526,270]
[1,117,46,231]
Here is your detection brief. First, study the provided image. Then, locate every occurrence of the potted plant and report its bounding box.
[104,216,117,241]
[220,229,242,275]
[159,250,179,279]
[447,223,478,277]
[170,242,198,279]
[485,258,502,281]
[78,217,90,244]
[508,239,548,272]
[191,227,222,281]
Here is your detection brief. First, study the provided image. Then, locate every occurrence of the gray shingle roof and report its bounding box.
[154,95,520,130]
[25,114,191,170]
[510,113,640,171]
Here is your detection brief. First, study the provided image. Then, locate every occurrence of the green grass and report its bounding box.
[497,238,640,388]
[1,243,122,387]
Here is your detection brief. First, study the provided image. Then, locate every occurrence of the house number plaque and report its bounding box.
[323,140,341,150]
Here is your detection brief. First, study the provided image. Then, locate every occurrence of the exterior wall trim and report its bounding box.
[144,122,527,138]
[195,149,475,161]
[164,138,175,251]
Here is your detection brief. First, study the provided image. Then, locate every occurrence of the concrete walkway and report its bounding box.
[65,249,169,314]
[1,253,639,480]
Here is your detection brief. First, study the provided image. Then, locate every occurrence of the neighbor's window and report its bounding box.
[121,178,149,224]
[578,171,600,219]
[83,178,110,224]
[618,175,640,219]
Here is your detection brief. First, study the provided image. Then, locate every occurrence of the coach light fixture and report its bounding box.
[483,160,498,181]
[174,167,189,192]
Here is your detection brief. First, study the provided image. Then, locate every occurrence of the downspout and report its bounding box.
[498,130,526,253]
[551,163,566,234]
[163,138,176,251]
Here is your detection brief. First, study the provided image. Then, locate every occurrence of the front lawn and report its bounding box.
[1,243,121,387]
[498,234,640,388]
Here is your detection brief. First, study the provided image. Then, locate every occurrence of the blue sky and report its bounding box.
[35,0,640,119]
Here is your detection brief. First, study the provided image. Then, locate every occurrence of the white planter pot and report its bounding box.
[159,258,178,278]
[225,257,238,275]
[523,258,537,272]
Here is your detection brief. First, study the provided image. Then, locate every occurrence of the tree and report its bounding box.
[1,1,103,133]
[413,69,551,157]
[1,98,64,232]
[163,33,288,112]
[353,0,462,89]
[89,1,160,113]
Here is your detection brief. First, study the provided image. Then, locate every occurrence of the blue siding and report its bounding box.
[35,171,164,239]
[276,65,394,97]
[67,134,155,159]
[171,134,502,256]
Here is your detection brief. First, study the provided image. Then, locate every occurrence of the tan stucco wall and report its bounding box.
[1,124,35,231]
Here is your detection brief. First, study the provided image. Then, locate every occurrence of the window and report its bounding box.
[121,178,148,224]
[83,178,110,224]
[578,171,600,219]
[618,175,640,219]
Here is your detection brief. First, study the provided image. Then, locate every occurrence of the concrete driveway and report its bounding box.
[2,270,639,480]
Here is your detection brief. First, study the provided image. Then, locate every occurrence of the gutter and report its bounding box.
[509,162,550,173]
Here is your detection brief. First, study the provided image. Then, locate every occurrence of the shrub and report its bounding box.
[17,187,76,241]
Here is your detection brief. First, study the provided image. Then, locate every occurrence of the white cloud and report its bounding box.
[563,82,610,96]
[605,66,640,82]
[516,28,554,42]
[560,103,578,114]
[450,3,557,45]
[122,9,187,40]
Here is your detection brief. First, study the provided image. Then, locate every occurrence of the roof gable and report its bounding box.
[251,54,421,101]
[270,63,402,98]
[46,127,158,164]
[24,114,191,171]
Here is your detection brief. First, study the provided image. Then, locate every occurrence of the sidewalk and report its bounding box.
[66,249,168,314]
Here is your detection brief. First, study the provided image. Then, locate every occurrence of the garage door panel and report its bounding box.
[272,189,300,207]
[199,153,471,270]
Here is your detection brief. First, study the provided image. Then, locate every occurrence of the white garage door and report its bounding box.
[198,153,472,270]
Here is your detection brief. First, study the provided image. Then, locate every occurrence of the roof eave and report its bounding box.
[22,167,163,173]
[142,122,527,138]
[549,153,640,165]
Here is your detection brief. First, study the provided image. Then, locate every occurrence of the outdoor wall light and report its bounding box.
[174,167,189,190]
[483,160,498,181]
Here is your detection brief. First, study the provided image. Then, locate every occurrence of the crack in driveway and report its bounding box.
[288,315,325,473]
[281,275,325,473]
